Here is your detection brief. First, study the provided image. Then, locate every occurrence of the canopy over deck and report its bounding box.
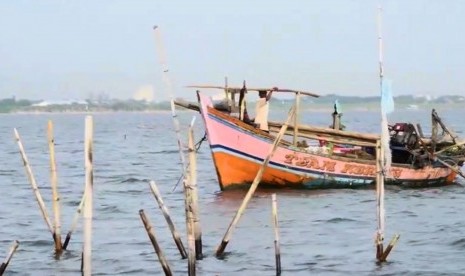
[185,85,320,98]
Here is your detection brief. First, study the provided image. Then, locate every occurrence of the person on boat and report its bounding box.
[238,81,254,125]
[254,87,276,132]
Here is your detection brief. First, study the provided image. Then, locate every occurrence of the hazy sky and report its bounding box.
[1,0,464,101]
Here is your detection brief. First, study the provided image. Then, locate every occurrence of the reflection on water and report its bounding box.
[0,109,464,275]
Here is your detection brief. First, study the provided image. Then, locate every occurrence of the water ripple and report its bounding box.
[1,111,465,275]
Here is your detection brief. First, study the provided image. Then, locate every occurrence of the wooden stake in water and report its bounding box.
[47,120,63,253]
[153,26,188,192]
[375,139,384,260]
[139,209,173,276]
[271,194,281,276]
[0,240,19,275]
[82,116,93,276]
[215,106,296,257]
[63,192,85,250]
[14,128,54,236]
[184,177,196,276]
[149,180,187,258]
[188,118,203,260]
[380,234,400,261]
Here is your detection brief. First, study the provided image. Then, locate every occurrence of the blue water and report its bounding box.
[0,107,464,275]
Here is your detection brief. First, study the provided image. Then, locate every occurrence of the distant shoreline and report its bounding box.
[0,110,177,115]
[1,103,462,115]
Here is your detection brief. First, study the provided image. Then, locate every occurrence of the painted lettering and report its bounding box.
[282,153,402,178]
[322,160,336,172]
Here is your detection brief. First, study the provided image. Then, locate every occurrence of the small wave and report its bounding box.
[117,268,146,274]
[98,205,123,213]
[121,177,147,183]
[65,199,83,206]
[396,210,417,217]
[450,238,465,248]
[215,251,247,261]
[22,239,52,247]
[326,217,357,223]
[360,199,376,203]
[0,169,16,173]
[153,150,182,154]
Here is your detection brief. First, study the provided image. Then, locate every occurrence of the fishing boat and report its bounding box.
[175,86,465,190]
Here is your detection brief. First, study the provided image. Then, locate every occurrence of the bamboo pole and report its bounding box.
[0,240,19,276]
[376,3,386,260]
[270,128,377,148]
[435,140,465,155]
[269,121,380,142]
[293,92,300,146]
[173,99,201,112]
[149,180,187,258]
[379,234,400,261]
[271,194,281,276]
[14,128,54,235]
[63,192,85,250]
[184,177,196,276]
[435,158,465,179]
[432,109,457,144]
[375,5,400,262]
[82,116,93,276]
[153,26,188,193]
[375,139,384,260]
[139,210,173,276]
[188,121,202,260]
[416,123,424,137]
[47,120,63,253]
[181,117,197,274]
[215,106,296,257]
[186,85,320,98]
[188,117,203,260]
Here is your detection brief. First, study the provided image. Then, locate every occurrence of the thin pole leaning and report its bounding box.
[0,240,19,276]
[139,209,173,276]
[188,118,202,260]
[48,120,63,253]
[215,106,296,257]
[149,180,187,258]
[82,116,94,276]
[63,192,85,250]
[152,26,188,192]
[14,128,54,235]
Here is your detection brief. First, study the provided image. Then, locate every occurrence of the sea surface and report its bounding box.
[0,106,464,276]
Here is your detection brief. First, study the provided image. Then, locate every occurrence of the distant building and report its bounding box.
[32,99,88,107]
[133,85,154,102]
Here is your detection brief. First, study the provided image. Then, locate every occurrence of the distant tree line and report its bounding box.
[0,94,463,113]
[0,97,34,113]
